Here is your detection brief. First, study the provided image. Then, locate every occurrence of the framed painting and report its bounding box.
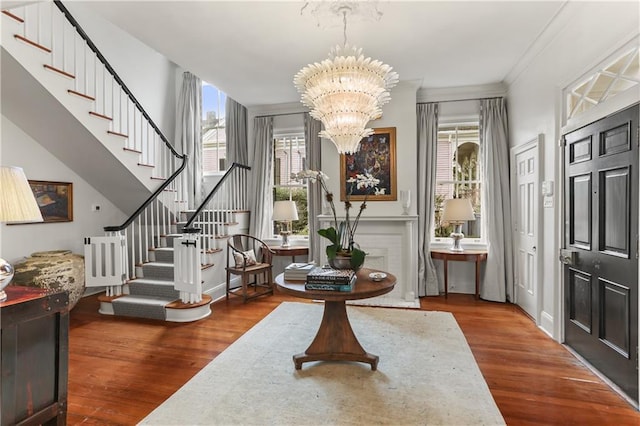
[340,127,397,201]
[28,180,73,223]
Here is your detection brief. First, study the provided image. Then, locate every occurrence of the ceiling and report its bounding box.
[80,1,566,107]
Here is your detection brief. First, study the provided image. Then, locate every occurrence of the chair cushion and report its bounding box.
[233,249,257,268]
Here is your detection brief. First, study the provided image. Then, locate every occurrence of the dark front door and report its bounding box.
[563,103,638,402]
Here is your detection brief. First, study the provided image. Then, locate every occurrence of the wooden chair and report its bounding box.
[225,234,275,302]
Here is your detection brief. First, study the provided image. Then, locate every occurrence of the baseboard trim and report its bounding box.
[539,310,554,338]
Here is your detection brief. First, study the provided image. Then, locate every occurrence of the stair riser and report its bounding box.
[154,250,174,263]
[142,264,174,280]
[129,282,180,298]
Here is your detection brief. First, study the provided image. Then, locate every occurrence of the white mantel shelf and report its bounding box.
[318,215,418,222]
[317,214,419,308]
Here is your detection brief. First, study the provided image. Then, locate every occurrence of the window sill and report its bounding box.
[264,236,309,247]
[430,239,487,251]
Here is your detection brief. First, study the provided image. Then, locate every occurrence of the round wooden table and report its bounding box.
[275,268,396,370]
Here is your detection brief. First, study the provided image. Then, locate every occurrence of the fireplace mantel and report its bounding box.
[318,215,419,308]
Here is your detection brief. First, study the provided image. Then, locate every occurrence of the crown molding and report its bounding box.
[417,83,507,103]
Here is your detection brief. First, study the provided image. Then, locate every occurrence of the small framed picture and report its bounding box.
[28,180,73,223]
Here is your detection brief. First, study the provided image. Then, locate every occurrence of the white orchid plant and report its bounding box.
[292,169,380,269]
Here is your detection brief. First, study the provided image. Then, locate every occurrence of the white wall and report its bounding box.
[507,1,640,338]
[64,2,178,142]
[1,115,126,263]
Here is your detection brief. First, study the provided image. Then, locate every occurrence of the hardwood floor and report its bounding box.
[67,292,639,425]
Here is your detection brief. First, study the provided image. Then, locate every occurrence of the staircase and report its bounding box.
[2,1,251,322]
[99,233,213,322]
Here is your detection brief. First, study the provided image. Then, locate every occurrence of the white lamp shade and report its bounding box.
[441,198,475,223]
[273,200,298,221]
[0,166,43,223]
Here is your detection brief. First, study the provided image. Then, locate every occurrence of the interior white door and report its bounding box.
[511,137,541,320]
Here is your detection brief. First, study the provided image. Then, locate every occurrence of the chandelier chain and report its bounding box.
[342,10,348,47]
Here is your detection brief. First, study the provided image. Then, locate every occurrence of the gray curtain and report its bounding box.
[248,116,273,239]
[417,103,440,296]
[480,98,513,302]
[304,113,323,264]
[175,72,203,210]
[225,97,248,165]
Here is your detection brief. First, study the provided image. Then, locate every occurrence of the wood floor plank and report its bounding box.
[66,292,639,425]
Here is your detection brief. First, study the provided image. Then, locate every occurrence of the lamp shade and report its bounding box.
[272,200,299,222]
[441,198,475,223]
[0,166,43,223]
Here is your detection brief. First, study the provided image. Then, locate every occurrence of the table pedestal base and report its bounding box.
[293,300,378,370]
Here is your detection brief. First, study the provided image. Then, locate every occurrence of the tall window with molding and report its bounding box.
[433,122,483,242]
[273,133,308,236]
[202,82,227,174]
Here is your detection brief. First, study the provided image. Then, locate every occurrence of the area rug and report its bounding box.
[139,302,505,425]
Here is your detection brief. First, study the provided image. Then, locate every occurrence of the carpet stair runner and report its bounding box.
[101,227,213,323]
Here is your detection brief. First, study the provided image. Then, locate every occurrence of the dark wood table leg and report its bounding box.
[293,300,378,370]
[443,259,449,298]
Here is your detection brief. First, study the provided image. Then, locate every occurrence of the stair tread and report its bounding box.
[144,261,174,266]
[129,278,176,286]
[112,295,178,305]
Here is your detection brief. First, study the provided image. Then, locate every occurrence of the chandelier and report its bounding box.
[294,4,399,154]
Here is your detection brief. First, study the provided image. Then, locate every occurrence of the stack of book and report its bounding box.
[283,263,315,281]
[305,267,357,291]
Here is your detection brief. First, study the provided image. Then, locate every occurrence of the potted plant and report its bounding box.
[292,170,381,270]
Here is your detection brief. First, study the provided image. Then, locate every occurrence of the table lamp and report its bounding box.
[0,166,44,301]
[441,198,475,252]
[273,200,298,247]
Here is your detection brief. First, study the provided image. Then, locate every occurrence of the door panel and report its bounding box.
[563,103,638,403]
[568,268,592,333]
[600,167,630,256]
[569,173,592,250]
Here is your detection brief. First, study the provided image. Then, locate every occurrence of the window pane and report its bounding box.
[434,123,482,240]
[202,82,227,173]
[273,133,308,236]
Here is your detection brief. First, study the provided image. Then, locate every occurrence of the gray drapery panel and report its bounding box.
[225,97,248,165]
[417,103,440,297]
[248,116,274,239]
[175,72,203,209]
[304,113,323,264]
[480,98,513,302]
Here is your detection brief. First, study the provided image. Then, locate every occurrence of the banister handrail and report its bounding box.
[183,162,251,232]
[104,155,188,232]
[53,0,183,159]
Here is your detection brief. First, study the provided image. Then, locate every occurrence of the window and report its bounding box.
[273,133,308,236]
[433,122,482,241]
[202,82,227,174]
[566,45,639,120]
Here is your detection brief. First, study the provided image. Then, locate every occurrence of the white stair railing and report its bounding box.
[2,1,196,292]
[175,163,250,301]
[3,0,185,189]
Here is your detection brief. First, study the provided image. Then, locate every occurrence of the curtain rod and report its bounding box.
[417,96,504,105]
[253,112,305,119]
